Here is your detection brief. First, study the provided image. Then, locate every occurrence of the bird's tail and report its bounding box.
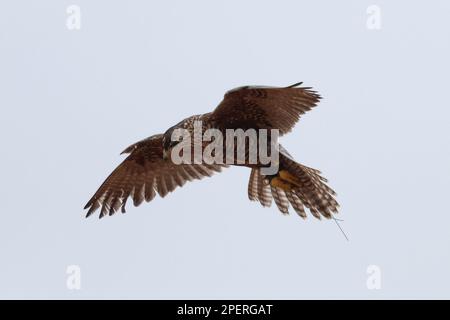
[248,153,339,219]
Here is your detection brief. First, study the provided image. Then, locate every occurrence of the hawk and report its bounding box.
[84,82,339,219]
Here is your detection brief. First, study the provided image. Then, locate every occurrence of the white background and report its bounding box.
[1,0,449,298]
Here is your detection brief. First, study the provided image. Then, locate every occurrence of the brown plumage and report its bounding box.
[84,82,339,219]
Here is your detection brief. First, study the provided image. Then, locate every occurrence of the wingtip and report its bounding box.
[286,82,303,88]
[120,143,137,155]
[120,147,131,155]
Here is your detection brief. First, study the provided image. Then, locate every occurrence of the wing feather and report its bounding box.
[210,83,321,135]
[84,134,226,218]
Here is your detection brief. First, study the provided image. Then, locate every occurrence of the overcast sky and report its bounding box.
[1,0,449,299]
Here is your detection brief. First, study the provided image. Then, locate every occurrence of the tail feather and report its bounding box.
[247,154,339,219]
[285,191,307,219]
[248,168,273,207]
[271,186,289,214]
[248,168,259,202]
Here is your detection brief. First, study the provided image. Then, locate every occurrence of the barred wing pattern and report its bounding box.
[84,134,225,218]
[210,83,321,135]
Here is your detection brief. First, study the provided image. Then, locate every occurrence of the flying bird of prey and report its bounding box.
[84,82,339,219]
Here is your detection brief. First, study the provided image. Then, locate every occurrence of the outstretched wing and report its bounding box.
[210,82,321,135]
[84,134,225,218]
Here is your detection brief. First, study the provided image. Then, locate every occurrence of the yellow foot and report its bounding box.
[278,170,302,187]
[270,176,293,191]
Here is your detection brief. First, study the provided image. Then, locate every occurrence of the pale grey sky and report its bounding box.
[0,0,449,299]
